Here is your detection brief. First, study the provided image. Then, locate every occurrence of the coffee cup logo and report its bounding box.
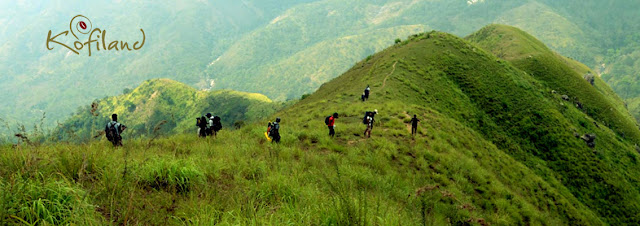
[47,15,145,56]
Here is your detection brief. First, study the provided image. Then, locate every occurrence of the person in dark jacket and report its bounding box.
[198,116,208,138]
[364,85,371,101]
[271,117,281,143]
[364,112,374,138]
[105,114,127,147]
[211,115,222,138]
[410,114,420,136]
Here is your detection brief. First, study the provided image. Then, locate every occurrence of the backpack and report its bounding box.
[270,122,280,135]
[105,122,119,142]
[267,122,272,135]
[213,116,222,131]
[362,112,372,124]
[325,116,331,125]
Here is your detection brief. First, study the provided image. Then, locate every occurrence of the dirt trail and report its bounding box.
[381,61,398,89]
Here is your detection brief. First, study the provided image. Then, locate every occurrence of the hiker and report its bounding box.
[362,109,377,125]
[265,121,273,141]
[270,117,281,143]
[211,115,222,137]
[105,114,127,147]
[361,92,366,102]
[196,117,201,135]
[410,114,420,136]
[364,85,371,101]
[205,113,214,136]
[363,111,375,138]
[197,116,208,138]
[325,113,338,138]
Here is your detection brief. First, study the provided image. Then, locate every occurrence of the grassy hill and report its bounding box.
[2,27,640,225]
[466,24,640,142]
[50,79,286,143]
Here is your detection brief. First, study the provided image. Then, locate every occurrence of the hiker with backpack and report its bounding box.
[105,114,127,147]
[364,85,371,101]
[410,114,420,136]
[197,116,208,138]
[363,109,377,138]
[210,115,222,137]
[325,113,339,138]
[362,109,378,126]
[265,121,273,141]
[270,117,281,143]
[205,113,214,136]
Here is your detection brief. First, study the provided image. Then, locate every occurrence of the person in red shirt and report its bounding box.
[328,112,338,138]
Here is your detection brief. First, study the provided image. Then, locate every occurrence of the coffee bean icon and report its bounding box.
[69,15,92,38]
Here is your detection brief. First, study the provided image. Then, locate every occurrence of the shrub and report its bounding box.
[138,159,204,194]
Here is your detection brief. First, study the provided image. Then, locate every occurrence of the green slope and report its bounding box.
[291,29,640,223]
[205,0,528,100]
[466,24,640,142]
[3,28,640,225]
[52,79,285,142]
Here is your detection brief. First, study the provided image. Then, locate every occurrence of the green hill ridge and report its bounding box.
[52,78,285,142]
[466,25,639,141]
[2,26,640,225]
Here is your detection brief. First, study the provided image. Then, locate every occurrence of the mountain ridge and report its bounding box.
[5,0,640,128]
[52,78,285,142]
[2,26,640,225]
[283,26,640,224]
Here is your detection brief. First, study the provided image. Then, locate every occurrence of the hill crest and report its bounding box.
[53,78,282,141]
[284,27,640,224]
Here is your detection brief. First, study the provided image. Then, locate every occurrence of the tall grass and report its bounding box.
[0,174,102,225]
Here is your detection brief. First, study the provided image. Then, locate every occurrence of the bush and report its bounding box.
[233,121,245,129]
[138,159,204,194]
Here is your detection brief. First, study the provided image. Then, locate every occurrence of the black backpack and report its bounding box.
[105,122,119,142]
[271,122,280,135]
[325,116,331,125]
[362,112,372,124]
[213,116,222,131]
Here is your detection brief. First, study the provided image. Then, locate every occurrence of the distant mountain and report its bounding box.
[52,79,285,142]
[2,0,640,132]
[0,0,314,128]
[204,0,640,122]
